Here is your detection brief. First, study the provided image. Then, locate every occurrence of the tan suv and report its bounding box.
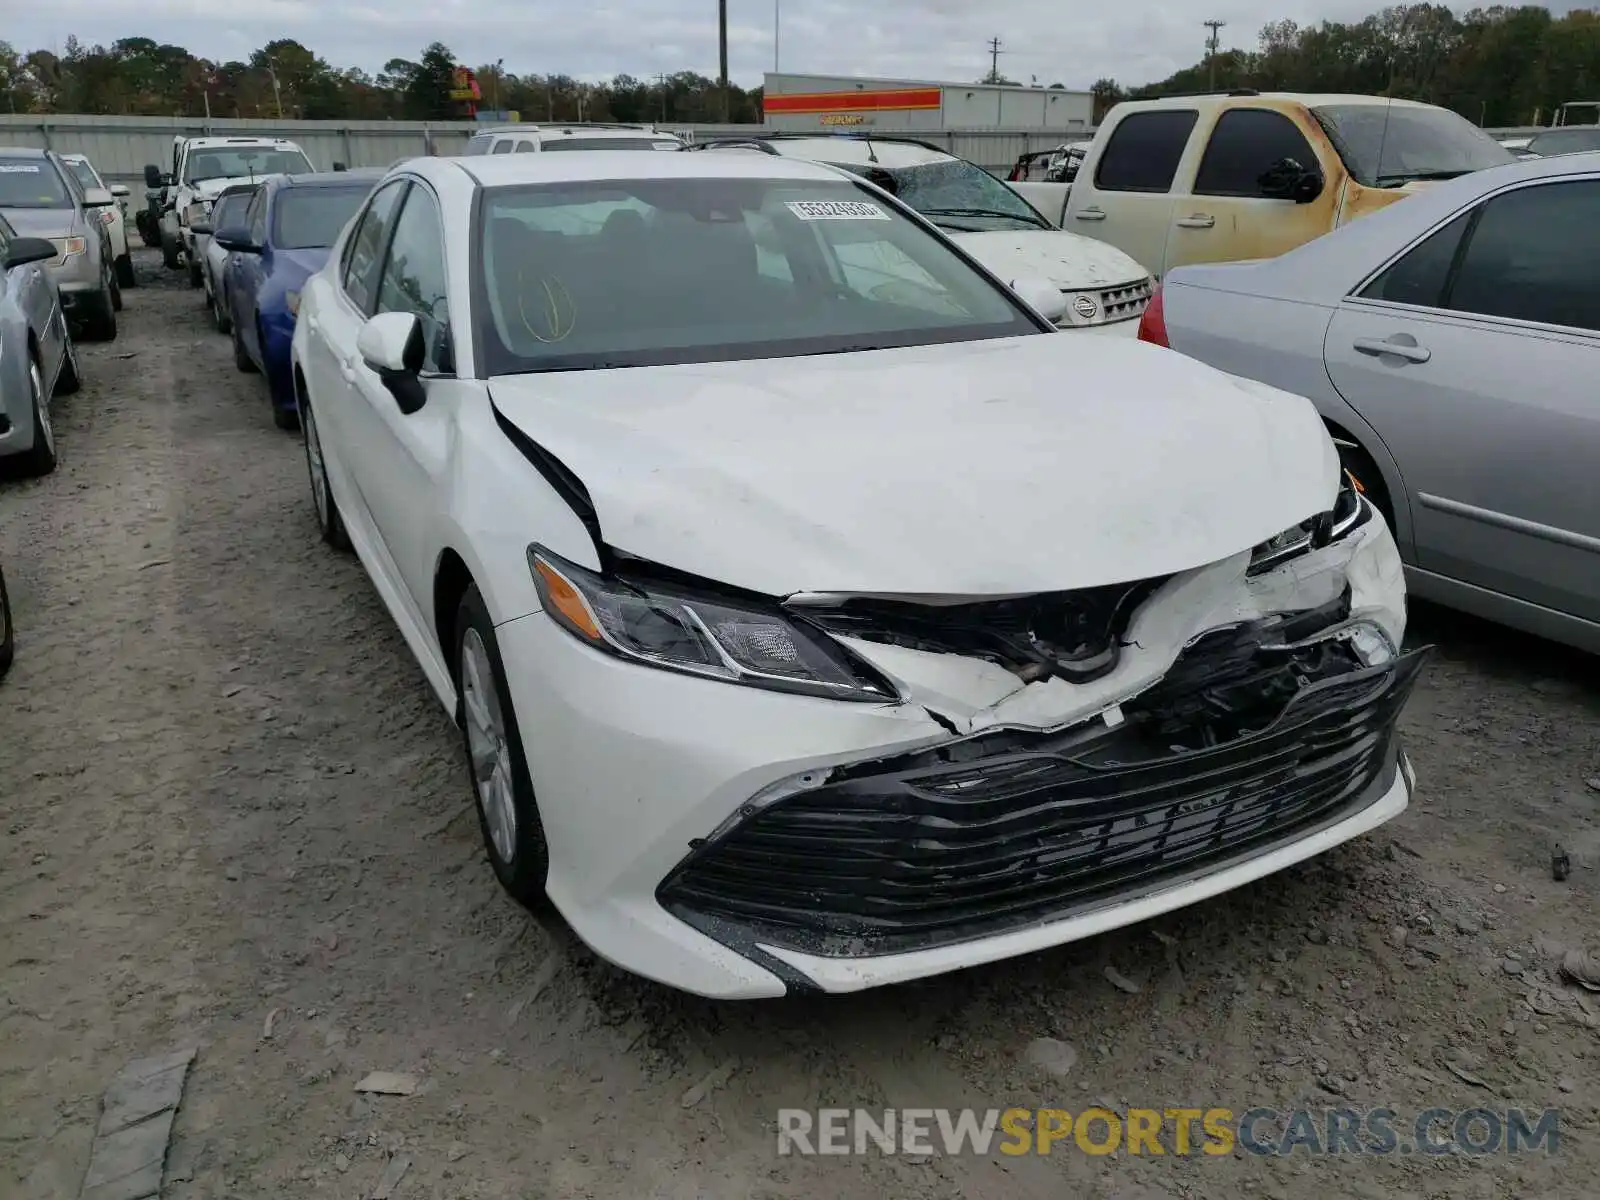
[1064,92,1515,277]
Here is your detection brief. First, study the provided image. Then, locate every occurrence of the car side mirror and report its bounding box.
[144,163,163,188]
[1009,276,1069,324]
[4,237,59,269]
[213,224,259,253]
[1259,157,1323,204]
[190,221,214,236]
[82,187,115,208]
[357,312,428,415]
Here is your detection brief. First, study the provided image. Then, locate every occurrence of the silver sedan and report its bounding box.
[1144,150,1600,654]
[1,212,81,475]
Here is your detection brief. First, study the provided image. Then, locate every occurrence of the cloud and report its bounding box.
[8,0,1587,91]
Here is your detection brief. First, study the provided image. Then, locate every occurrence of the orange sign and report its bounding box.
[764,86,942,115]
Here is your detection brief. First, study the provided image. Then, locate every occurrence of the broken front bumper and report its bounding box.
[659,647,1426,964]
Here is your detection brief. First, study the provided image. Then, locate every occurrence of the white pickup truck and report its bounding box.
[145,135,315,285]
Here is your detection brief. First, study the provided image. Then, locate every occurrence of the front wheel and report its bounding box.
[116,253,137,288]
[455,585,549,908]
[187,256,203,288]
[53,332,82,396]
[81,273,118,342]
[231,315,256,373]
[301,400,351,551]
[161,232,181,271]
[17,356,58,477]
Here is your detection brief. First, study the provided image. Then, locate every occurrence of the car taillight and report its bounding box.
[1136,281,1169,347]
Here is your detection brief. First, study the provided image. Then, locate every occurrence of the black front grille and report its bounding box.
[660,645,1426,956]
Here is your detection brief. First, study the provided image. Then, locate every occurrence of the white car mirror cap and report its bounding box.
[110,184,131,197]
[358,311,425,376]
[83,187,116,208]
[1010,277,1069,324]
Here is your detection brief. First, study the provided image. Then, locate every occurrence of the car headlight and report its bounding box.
[528,547,896,702]
[1248,471,1370,577]
[50,236,87,262]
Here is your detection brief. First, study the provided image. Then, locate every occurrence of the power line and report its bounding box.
[987,37,1004,82]
[1203,20,1226,91]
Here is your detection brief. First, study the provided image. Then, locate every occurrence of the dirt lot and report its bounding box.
[2,250,1597,1200]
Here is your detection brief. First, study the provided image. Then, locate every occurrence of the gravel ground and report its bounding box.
[2,250,1597,1200]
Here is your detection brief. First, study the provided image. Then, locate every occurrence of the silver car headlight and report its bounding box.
[528,546,896,702]
[1248,471,1370,577]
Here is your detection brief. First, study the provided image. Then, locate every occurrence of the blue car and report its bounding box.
[217,170,382,429]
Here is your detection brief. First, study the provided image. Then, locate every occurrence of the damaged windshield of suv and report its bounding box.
[832,157,1052,231]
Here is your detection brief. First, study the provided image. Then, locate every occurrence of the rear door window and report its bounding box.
[1194,109,1320,197]
[492,140,515,155]
[341,180,408,314]
[1093,111,1199,193]
[1359,211,1472,308]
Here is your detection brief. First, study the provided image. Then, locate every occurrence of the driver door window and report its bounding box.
[341,180,407,314]
[374,186,451,371]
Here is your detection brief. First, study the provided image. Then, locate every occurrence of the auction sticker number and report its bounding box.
[786,200,890,221]
[0,164,42,173]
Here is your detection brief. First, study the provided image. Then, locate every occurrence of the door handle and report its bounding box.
[1175,214,1215,228]
[338,359,357,383]
[1074,207,1107,222]
[305,315,319,334]
[1353,335,1431,364]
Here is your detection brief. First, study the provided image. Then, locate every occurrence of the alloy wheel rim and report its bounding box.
[461,629,517,863]
[305,407,329,528]
[31,362,52,453]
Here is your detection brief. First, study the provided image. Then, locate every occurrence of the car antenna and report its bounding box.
[863,136,879,164]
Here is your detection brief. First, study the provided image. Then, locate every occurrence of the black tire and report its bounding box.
[272,404,300,432]
[455,584,549,907]
[81,274,118,342]
[161,232,181,271]
[53,331,82,396]
[231,316,257,373]
[0,562,13,680]
[188,256,203,288]
[116,253,137,288]
[17,353,58,477]
[301,399,351,551]
[109,268,123,312]
[212,283,231,334]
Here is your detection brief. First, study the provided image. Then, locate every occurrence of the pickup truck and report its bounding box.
[1062,91,1516,277]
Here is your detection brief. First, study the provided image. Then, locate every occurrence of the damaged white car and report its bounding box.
[292,151,1424,999]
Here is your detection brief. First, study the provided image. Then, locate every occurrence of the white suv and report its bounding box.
[695,134,1155,334]
[461,123,684,155]
[145,136,314,285]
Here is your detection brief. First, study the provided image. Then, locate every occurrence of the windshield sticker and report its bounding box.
[0,164,42,173]
[785,199,890,221]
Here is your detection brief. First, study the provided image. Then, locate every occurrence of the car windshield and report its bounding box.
[477,176,1040,375]
[829,155,1050,230]
[272,186,372,249]
[186,148,313,183]
[541,138,682,152]
[1528,129,1600,156]
[66,159,102,189]
[0,158,72,209]
[1311,104,1515,187]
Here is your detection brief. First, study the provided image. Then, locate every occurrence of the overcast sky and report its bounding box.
[9,1,1592,91]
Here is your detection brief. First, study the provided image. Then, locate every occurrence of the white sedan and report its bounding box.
[61,153,136,289]
[291,151,1422,999]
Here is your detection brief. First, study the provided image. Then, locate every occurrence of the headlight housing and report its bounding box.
[1248,471,1371,577]
[528,547,896,702]
[49,236,87,263]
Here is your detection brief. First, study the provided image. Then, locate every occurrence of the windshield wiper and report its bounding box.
[919,206,1051,229]
[1373,169,1472,186]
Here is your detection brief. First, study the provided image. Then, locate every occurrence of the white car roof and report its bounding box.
[472,125,678,141]
[183,136,303,150]
[449,149,861,187]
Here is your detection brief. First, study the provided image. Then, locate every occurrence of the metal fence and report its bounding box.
[0,113,1088,180]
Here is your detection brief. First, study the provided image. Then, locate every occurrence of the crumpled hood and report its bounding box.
[1,207,79,239]
[488,335,1339,597]
[948,229,1149,289]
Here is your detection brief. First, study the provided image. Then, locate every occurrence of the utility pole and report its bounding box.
[987,37,1004,83]
[774,0,781,73]
[265,61,284,119]
[657,72,669,122]
[718,0,731,122]
[1203,20,1226,92]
